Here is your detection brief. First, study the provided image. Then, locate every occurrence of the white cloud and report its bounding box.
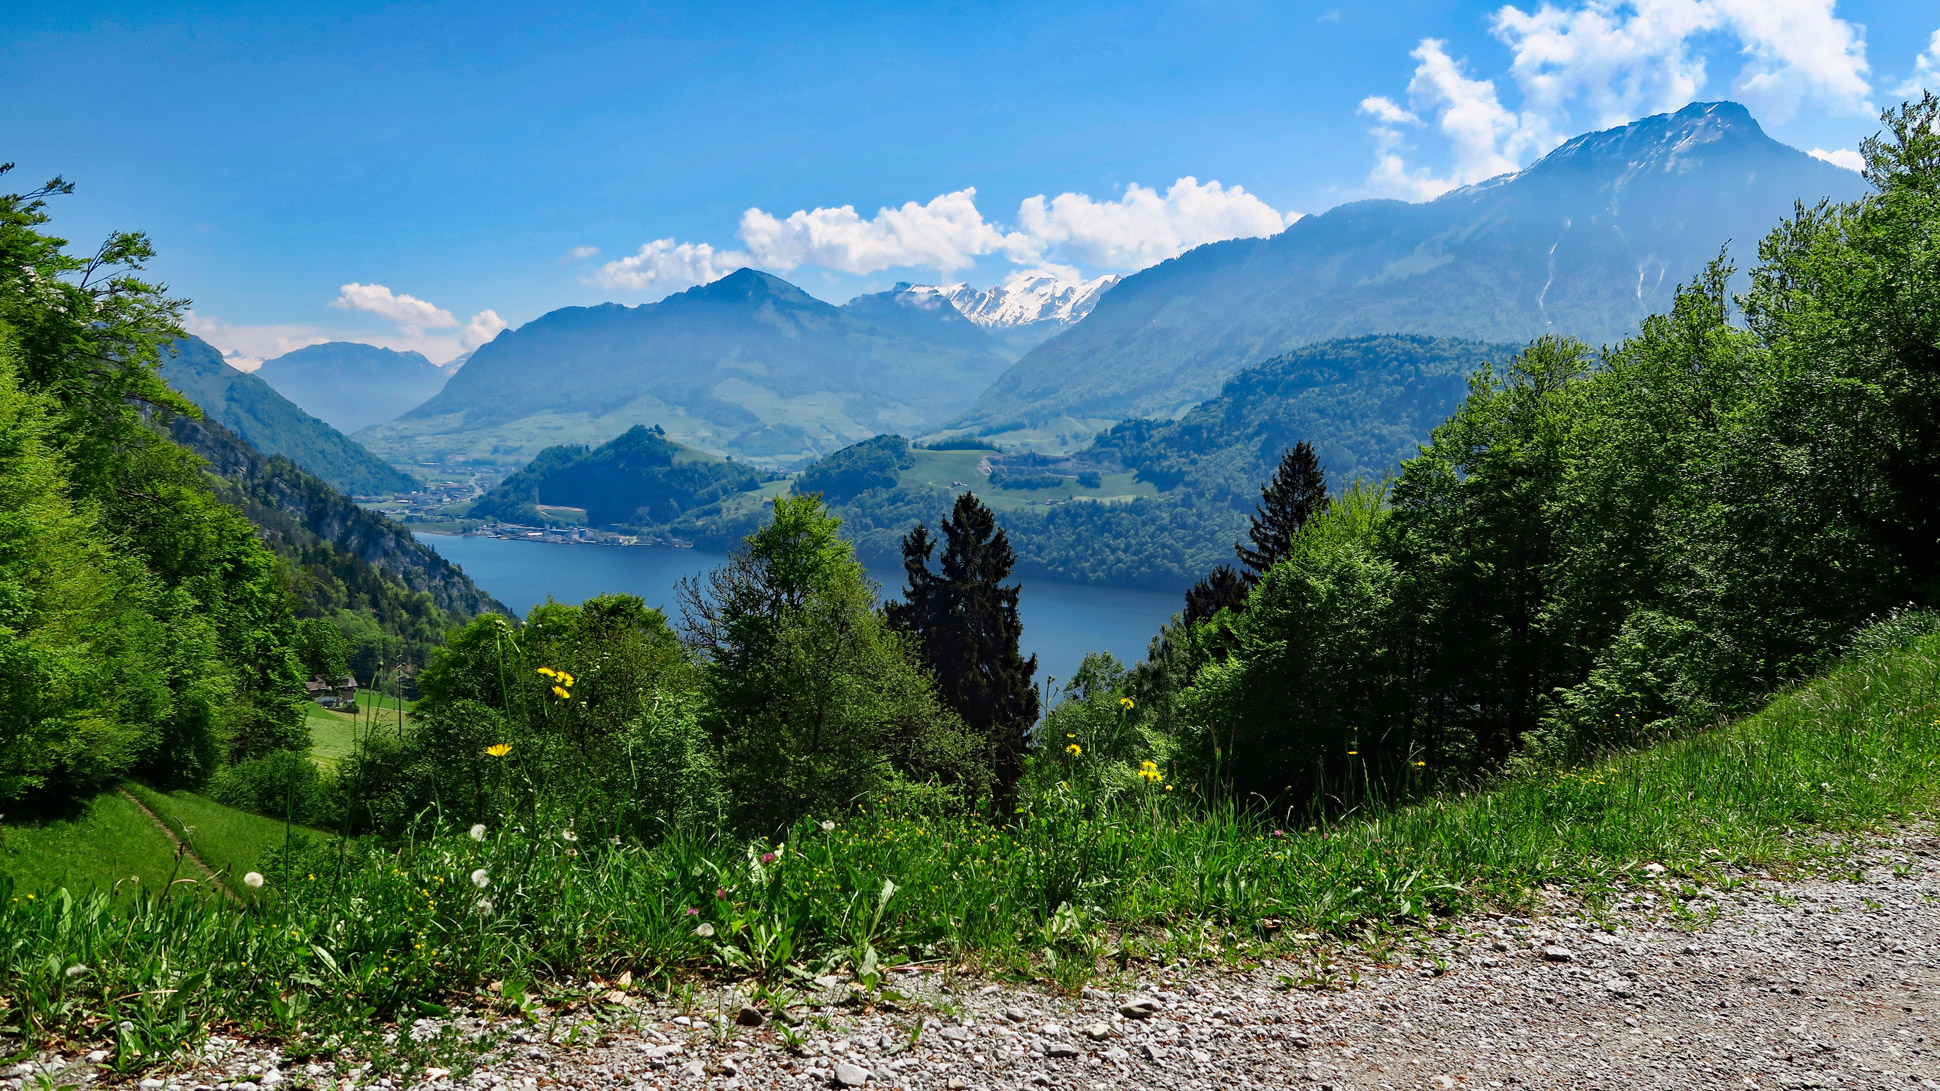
[326,282,504,363]
[561,245,601,263]
[1361,1,1877,201]
[331,282,456,331]
[1012,177,1297,270]
[459,309,509,351]
[594,239,749,292]
[1896,28,1940,97]
[739,189,1017,275]
[1806,146,1864,171]
[181,310,328,371]
[1714,0,1871,120]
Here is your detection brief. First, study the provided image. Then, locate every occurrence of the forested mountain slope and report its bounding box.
[165,410,505,628]
[955,102,1867,433]
[470,424,765,527]
[359,269,1019,469]
[255,341,453,433]
[157,335,415,495]
[1087,335,1514,500]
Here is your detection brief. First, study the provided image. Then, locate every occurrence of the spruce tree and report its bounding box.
[1235,441,1329,581]
[888,493,1039,808]
[1183,564,1248,626]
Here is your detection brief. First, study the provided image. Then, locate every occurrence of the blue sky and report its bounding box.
[3,0,1934,365]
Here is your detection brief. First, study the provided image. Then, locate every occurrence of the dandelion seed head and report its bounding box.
[470,824,487,841]
[242,872,265,889]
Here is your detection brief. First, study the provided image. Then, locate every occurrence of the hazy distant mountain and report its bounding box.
[358,268,1019,469]
[158,336,416,496]
[897,272,1118,353]
[955,102,1868,434]
[256,341,454,433]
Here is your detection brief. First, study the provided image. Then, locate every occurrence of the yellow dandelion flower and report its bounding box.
[1119,696,1135,710]
[537,667,557,679]
[1064,743,1081,756]
[485,743,513,758]
[551,685,572,700]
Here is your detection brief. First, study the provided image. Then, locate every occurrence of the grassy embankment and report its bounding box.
[4,633,1938,1068]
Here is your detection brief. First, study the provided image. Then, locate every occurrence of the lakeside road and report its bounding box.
[20,832,1939,1090]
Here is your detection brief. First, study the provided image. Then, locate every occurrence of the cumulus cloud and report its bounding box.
[459,309,509,350]
[182,311,329,372]
[1897,28,1940,97]
[1808,146,1865,171]
[1012,177,1297,270]
[597,178,1304,297]
[594,239,750,292]
[331,282,456,331]
[1362,0,1877,200]
[739,189,1017,275]
[326,282,504,363]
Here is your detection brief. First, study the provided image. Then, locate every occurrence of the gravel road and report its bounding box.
[11,833,1939,1091]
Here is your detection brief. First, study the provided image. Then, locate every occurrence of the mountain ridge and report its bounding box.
[952,101,1867,434]
[158,336,416,496]
[256,341,454,433]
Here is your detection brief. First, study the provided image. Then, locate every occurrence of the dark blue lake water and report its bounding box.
[418,534,1181,691]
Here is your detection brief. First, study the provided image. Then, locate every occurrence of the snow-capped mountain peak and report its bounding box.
[896,271,1119,330]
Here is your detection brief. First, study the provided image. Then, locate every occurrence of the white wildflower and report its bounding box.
[695,922,715,938]
[471,868,491,889]
[470,823,487,841]
[242,872,265,888]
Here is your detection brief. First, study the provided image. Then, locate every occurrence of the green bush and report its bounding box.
[207,750,334,827]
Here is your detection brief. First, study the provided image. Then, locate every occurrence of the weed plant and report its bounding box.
[5,633,1939,1067]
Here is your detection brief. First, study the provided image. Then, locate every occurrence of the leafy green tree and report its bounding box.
[681,494,985,831]
[0,166,308,798]
[294,617,351,682]
[887,492,1039,808]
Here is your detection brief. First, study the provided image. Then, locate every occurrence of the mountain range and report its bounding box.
[895,273,1118,353]
[255,341,455,433]
[356,269,1026,470]
[469,424,765,527]
[158,336,416,496]
[951,101,1869,436]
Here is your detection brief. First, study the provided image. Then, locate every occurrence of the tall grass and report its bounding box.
[5,635,1938,1067]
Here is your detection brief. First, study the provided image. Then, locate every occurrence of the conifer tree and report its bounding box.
[1235,441,1329,581]
[889,493,1039,808]
[1183,564,1248,626]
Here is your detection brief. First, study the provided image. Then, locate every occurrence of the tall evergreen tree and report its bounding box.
[1183,564,1248,626]
[888,492,1039,809]
[1236,441,1329,581]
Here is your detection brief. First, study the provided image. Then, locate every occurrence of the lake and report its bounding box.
[419,533,1182,692]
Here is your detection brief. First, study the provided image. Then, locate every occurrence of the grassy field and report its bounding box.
[0,790,181,896]
[122,784,324,888]
[6,631,1940,1068]
[898,448,1159,510]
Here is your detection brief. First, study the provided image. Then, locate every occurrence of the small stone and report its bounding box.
[1138,1043,1164,1063]
[1046,1044,1080,1059]
[259,1070,284,1088]
[1040,1022,1065,1036]
[1542,945,1575,962]
[1432,1077,1458,1090]
[1189,1049,1211,1064]
[85,1052,109,1065]
[1084,1022,1112,1041]
[946,1081,968,1091]
[140,1082,165,1091]
[421,1069,448,1083]
[832,1062,871,1087]
[1119,997,1160,1019]
[736,1005,765,1027]
[815,975,843,989]
[1081,986,1111,1001]
[1004,1007,1030,1022]
[680,1060,705,1078]
[1644,863,1666,876]
[939,1026,973,1042]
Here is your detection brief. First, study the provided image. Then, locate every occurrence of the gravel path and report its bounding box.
[11,834,1939,1091]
